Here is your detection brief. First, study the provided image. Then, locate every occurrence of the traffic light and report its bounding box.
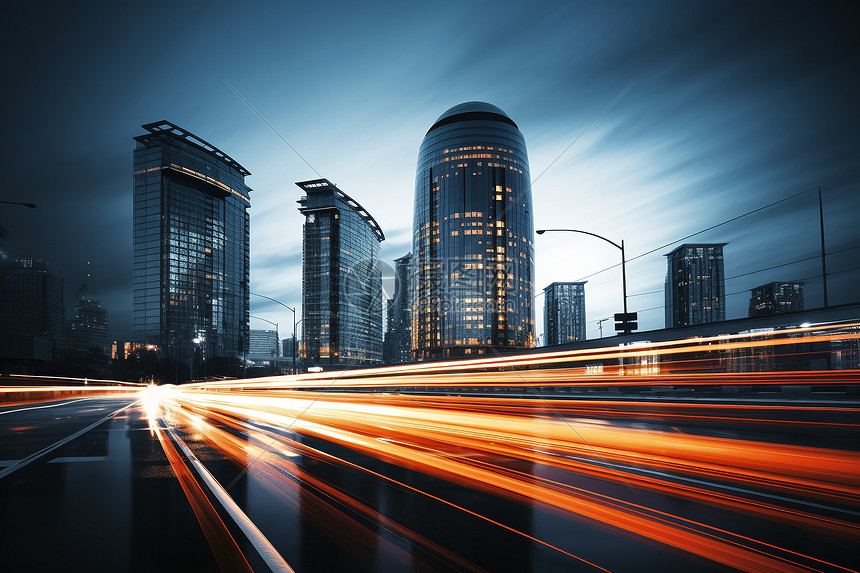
[615,312,638,333]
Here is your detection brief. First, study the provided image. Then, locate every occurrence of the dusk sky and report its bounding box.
[2,0,858,343]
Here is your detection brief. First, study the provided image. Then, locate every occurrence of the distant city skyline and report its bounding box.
[749,281,805,318]
[2,1,858,343]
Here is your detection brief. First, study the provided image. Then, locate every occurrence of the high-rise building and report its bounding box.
[665,243,727,328]
[282,335,296,360]
[412,102,535,360]
[249,329,279,357]
[297,179,384,368]
[66,296,109,355]
[0,257,65,345]
[383,253,413,365]
[132,121,251,364]
[543,282,586,346]
[749,281,804,317]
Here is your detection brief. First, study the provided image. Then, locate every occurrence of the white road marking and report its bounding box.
[0,398,95,416]
[0,401,137,479]
[164,423,295,573]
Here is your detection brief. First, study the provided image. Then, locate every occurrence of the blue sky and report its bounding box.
[2,0,858,342]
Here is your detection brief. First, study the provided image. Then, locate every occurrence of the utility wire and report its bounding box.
[617,245,860,300]
[499,81,635,221]
[572,186,820,283]
[224,79,324,179]
[622,265,860,317]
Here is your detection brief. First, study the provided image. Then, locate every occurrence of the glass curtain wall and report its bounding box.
[412,102,535,360]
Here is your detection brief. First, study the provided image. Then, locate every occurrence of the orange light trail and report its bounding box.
[186,321,860,391]
[159,327,860,571]
[148,378,859,572]
[8,325,858,571]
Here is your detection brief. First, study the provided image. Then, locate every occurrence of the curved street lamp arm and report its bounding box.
[249,314,279,329]
[250,292,300,374]
[536,228,630,319]
[250,291,295,313]
[536,228,622,251]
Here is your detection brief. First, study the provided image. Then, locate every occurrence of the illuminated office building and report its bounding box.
[543,282,586,346]
[665,243,726,328]
[412,102,535,360]
[298,179,384,368]
[749,281,804,317]
[132,121,251,363]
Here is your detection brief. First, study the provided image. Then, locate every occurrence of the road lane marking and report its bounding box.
[0,400,136,479]
[0,397,95,416]
[164,423,295,573]
[155,421,254,573]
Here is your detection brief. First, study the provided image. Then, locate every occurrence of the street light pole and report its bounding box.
[294,319,303,374]
[621,239,628,316]
[250,292,298,375]
[597,316,611,338]
[536,228,631,333]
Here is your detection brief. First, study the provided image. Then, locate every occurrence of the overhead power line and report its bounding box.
[572,186,820,283]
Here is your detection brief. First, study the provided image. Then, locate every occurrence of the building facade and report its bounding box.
[298,179,384,368]
[383,253,413,365]
[0,257,65,345]
[66,297,109,355]
[665,243,727,328]
[749,281,804,317]
[132,121,251,363]
[282,336,296,360]
[249,329,279,357]
[412,102,535,360]
[543,282,586,346]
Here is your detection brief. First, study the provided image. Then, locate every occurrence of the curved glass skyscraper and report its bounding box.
[412,102,535,360]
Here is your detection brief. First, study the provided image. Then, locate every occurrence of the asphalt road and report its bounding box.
[2,389,858,572]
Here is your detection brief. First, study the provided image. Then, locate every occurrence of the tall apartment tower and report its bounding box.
[297,179,384,368]
[66,296,109,355]
[132,121,251,363]
[383,253,413,365]
[0,257,65,345]
[665,243,727,328]
[412,102,535,360]
[749,281,804,317]
[543,281,586,346]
